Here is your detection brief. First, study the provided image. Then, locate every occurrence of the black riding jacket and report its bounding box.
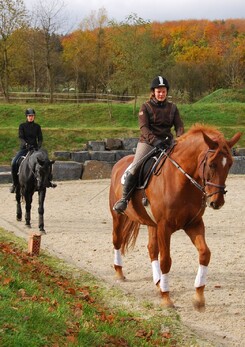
[19,121,43,150]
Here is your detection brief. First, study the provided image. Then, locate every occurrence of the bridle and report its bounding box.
[29,158,49,190]
[165,148,227,199]
[200,149,227,198]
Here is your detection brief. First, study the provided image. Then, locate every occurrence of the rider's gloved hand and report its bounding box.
[26,143,34,150]
[154,137,170,150]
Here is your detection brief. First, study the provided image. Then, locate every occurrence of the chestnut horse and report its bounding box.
[109,124,241,310]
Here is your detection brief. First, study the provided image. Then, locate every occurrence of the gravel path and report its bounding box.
[0,175,244,347]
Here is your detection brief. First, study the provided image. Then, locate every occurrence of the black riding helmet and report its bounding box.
[25,108,36,116]
[150,76,170,91]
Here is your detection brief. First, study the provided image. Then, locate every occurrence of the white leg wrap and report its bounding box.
[160,273,170,292]
[194,264,208,287]
[114,249,123,267]
[151,260,161,284]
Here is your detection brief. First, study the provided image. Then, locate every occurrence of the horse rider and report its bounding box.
[113,76,185,214]
[9,108,57,193]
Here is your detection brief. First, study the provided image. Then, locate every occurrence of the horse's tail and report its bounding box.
[120,216,140,255]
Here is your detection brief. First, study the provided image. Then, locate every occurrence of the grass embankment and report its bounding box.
[0,228,204,347]
[0,88,244,164]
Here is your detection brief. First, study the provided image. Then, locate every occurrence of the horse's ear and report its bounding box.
[202,132,218,150]
[226,132,242,148]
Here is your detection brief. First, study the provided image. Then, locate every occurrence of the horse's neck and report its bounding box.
[173,139,205,174]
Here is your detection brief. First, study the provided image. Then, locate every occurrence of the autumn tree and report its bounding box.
[32,0,66,102]
[62,29,95,93]
[109,14,162,114]
[62,8,111,95]
[0,0,27,100]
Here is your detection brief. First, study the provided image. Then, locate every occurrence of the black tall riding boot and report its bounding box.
[113,172,137,214]
[9,165,19,193]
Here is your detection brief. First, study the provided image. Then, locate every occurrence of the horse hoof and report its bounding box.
[39,229,46,235]
[192,296,206,312]
[161,299,175,309]
[16,217,22,221]
[115,275,126,282]
[161,292,175,308]
[25,223,31,228]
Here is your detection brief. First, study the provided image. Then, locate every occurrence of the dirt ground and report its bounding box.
[0,175,244,347]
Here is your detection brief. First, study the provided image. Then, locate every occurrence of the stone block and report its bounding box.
[105,138,123,150]
[82,160,114,179]
[122,137,138,150]
[115,150,134,162]
[87,141,105,151]
[232,147,245,156]
[229,156,245,174]
[53,151,71,160]
[71,151,90,162]
[0,171,11,183]
[52,161,83,180]
[90,151,116,162]
[0,165,11,172]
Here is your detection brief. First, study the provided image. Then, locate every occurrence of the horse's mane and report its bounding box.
[177,123,225,143]
[176,123,232,158]
[33,148,49,161]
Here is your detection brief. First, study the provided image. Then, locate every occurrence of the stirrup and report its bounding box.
[113,198,128,214]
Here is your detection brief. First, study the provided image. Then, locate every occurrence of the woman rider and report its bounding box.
[10,108,56,193]
[113,76,184,214]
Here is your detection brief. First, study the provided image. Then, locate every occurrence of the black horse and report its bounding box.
[15,149,55,232]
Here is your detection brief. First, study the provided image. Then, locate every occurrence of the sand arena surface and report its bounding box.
[0,175,244,346]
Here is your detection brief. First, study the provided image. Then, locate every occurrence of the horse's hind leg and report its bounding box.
[112,213,127,281]
[16,186,22,221]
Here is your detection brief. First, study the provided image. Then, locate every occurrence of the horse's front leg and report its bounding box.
[147,226,161,286]
[15,186,22,221]
[157,223,174,308]
[185,219,211,312]
[38,189,46,232]
[112,213,127,281]
[25,192,33,227]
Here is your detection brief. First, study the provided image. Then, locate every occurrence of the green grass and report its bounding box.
[0,228,207,347]
[0,89,244,164]
[196,88,245,103]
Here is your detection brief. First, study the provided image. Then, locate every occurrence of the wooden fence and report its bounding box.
[0,92,135,104]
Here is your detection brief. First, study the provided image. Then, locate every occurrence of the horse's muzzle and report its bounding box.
[208,200,224,210]
[206,194,225,209]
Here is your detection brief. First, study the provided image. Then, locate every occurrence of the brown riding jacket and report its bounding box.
[138,98,184,146]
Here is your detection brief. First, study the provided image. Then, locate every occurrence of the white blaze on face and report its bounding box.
[222,156,227,167]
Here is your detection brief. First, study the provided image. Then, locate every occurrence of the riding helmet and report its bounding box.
[150,76,170,91]
[25,108,36,116]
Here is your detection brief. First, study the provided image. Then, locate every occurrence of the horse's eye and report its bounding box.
[209,162,216,170]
